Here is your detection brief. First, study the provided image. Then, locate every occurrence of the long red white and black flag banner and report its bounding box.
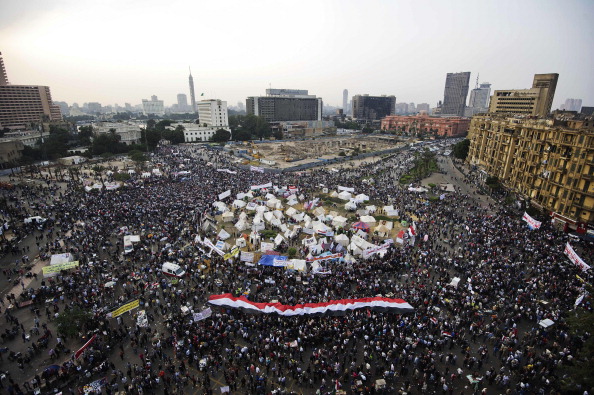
[208,294,414,316]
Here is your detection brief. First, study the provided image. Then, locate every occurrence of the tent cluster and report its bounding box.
[206,186,409,268]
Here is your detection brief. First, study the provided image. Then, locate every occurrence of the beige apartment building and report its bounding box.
[488,73,558,117]
[467,113,594,227]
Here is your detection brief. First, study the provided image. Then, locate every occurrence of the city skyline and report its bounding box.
[1,0,593,110]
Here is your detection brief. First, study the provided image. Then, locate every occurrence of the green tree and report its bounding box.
[233,129,251,141]
[55,306,93,338]
[452,139,470,160]
[273,130,283,140]
[78,125,94,145]
[211,129,231,143]
[129,150,146,163]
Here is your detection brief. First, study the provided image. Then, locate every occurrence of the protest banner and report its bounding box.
[218,190,231,200]
[522,212,542,229]
[564,242,591,271]
[109,299,140,318]
[42,261,79,278]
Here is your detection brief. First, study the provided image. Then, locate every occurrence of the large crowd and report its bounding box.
[0,142,591,395]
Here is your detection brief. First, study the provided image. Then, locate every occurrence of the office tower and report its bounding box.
[467,113,593,225]
[343,89,348,114]
[177,93,188,108]
[0,52,62,129]
[468,82,491,109]
[0,52,8,86]
[247,89,322,122]
[197,99,229,127]
[416,103,430,113]
[351,95,396,121]
[142,95,165,115]
[87,102,102,114]
[561,98,582,112]
[489,73,559,117]
[442,72,471,116]
[189,68,197,113]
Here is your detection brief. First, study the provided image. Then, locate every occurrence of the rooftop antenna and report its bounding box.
[475,73,479,89]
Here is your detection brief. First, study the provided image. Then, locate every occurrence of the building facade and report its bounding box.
[489,73,558,117]
[381,115,470,137]
[246,89,322,122]
[351,95,396,121]
[0,140,24,168]
[142,95,165,116]
[442,72,471,117]
[467,113,594,225]
[468,82,491,109]
[197,99,229,128]
[343,89,348,114]
[0,85,62,129]
[189,69,197,113]
[0,52,8,86]
[92,122,142,145]
[173,123,222,143]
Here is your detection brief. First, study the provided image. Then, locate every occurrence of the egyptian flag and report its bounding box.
[75,334,97,359]
[209,294,414,316]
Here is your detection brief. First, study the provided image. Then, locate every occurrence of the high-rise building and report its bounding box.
[246,89,322,122]
[416,103,430,114]
[442,72,470,117]
[488,73,559,117]
[189,68,197,113]
[343,89,348,114]
[197,99,228,128]
[561,98,582,112]
[87,102,102,114]
[0,52,62,129]
[468,82,491,109]
[142,95,165,115]
[351,95,396,121]
[467,112,593,226]
[177,94,188,108]
[0,52,8,86]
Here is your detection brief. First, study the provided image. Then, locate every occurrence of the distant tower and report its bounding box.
[0,52,9,86]
[343,89,348,114]
[189,67,197,113]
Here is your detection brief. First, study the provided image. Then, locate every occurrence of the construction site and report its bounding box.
[233,135,404,169]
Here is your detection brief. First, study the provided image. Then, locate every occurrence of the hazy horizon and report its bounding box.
[1,0,593,110]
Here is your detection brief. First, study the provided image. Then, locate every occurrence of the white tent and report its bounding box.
[360,215,376,224]
[236,238,247,247]
[383,205,399,216]
[270,218,282,228]
[273,210,284,219]
[332,216,348,228]
[329,191,339,198]
[246,202,257,211]
[218,229,231,240]
[365,205,377,213]
[312,221,329,235]
[355,193,370,203]
[265,193,276,200]
[345,201,357,211]
[292,212,305,222]
[235,220,249,231]
[213,202,228,213]
[264,212,274,223]
[313,206,326,217]
[256,205,268,214]
[286,207,298,217]
[238,212,248,221]
[141,172,151,178]
[334,233,350,246]
[538,318,555,328]
[253,214,264,225]
[232,200,247,209]
[274,234,285,246]
[374,224,390,237]
[286,196,298,206]
[338,191,352,201]
[222,212,234,222]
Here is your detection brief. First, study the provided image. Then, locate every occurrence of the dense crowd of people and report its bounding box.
[0,142,591,394]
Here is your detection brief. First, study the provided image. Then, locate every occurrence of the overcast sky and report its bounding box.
[1,0,592,110]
